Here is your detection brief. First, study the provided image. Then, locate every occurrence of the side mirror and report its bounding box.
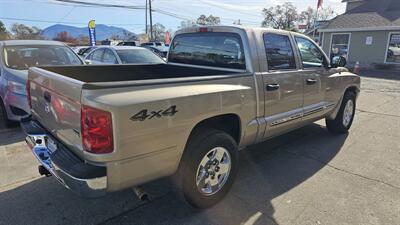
[331,56,347,68]
[84,59,92,65]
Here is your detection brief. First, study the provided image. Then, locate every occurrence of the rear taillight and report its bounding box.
[26,80,32,109]
[81,105,113,154]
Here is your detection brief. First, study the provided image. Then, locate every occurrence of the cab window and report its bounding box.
[169,32,246,70]
[295,36,325,68]
[263,33,296,70]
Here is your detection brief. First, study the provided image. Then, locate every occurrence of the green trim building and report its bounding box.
[319,0,400,66]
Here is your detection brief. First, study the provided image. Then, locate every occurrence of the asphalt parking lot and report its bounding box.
[1,74,399,225]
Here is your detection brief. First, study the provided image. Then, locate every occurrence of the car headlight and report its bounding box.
[7,80,27,95]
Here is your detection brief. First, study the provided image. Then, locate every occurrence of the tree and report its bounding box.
[179,20,196,29]
[196,14,221,26]
[110,33,121,40]
[0,21,11,40]
[122,30,137,41]
[53,31,77,43]
[147,23,166,42]
[138,33,150,43]
[318,6,337,20]
[300,6,337,27]
[262,2,299,31]
[78,35,90,45]
[11,23,43,40]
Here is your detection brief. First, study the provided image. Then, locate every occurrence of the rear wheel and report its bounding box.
[326,91,356,133]
[180,129,239,208]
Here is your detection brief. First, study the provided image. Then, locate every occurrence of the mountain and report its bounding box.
[41,24,136,40]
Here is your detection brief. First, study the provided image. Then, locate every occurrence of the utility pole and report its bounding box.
[145,0,148,35]
[149,0,153,41]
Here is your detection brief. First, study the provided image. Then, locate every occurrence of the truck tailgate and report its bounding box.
[29,67,84,157]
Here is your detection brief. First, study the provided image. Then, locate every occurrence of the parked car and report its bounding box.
[143,46,167,59]
[117,41,137,46]
[84,46,165,65]
[0,40,83,126]
[140,41,168,52]
[78,46,97,58]
[22,26,360,208]
[72,46,88,55]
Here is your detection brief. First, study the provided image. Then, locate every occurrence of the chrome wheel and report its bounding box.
[343,99,354,127]
[196,147,231,196]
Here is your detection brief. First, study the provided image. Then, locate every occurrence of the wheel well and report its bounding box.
[190,114,241,144]
[345,86,358,95]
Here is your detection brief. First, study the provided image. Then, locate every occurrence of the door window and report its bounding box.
[103,49,118,64]
[386,33,400,64]
[295,36,324,68]
[330,34,350,60]
[263,33,296,70]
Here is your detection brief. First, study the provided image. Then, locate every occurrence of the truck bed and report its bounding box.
[40,64,240,83]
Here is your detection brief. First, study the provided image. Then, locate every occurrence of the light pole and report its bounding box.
[149,0,153,41]
[145,0,148,35]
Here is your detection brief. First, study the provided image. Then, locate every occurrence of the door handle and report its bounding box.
[306,79,317,85]
[266,84,280,91]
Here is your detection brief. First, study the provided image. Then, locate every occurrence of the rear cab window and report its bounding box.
[263,33,296,71]
[168,32,246,70]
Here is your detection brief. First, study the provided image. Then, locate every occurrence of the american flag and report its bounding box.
[317,0,323,8]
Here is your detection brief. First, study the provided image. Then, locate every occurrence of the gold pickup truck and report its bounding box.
[22,26,360,208]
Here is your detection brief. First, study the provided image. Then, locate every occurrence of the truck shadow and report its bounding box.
[0,127,25,146]
[0,123,348,225]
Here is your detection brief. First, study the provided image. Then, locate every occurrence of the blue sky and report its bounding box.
[0,0,345,34]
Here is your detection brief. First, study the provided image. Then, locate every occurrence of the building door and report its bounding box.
[386,33,400,64]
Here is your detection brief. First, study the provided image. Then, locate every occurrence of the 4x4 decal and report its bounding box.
[130,105,178,121]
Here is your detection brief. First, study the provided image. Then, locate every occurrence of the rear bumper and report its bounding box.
[21,118,107,198]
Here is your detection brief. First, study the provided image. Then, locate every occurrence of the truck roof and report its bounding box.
[174,25,302,37]
[0,40,66,46]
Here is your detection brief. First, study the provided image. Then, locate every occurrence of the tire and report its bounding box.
[180,129,239,208]
[326,91,356,134]
[0,99,16,128]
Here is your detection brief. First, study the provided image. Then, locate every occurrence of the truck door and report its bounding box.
[260,32,304,139]
[292,35,331,121]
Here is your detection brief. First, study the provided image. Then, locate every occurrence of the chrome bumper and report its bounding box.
[22,119,107,198]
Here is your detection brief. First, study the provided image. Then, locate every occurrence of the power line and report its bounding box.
[55,0,196,21]
[3,0,262,27]
[57,5,77,23]
[0,16,144,26]
[54,0,146,9]
[195,0,263,18]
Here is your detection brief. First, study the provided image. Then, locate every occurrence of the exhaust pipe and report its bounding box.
[132,186,149,201]
[38,165,52,177]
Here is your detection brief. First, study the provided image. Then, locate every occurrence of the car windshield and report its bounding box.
[3,45,82,70]
[116,49,165,64]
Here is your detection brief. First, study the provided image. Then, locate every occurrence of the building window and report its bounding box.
[386,33,400,64]
[330,33,350,60]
